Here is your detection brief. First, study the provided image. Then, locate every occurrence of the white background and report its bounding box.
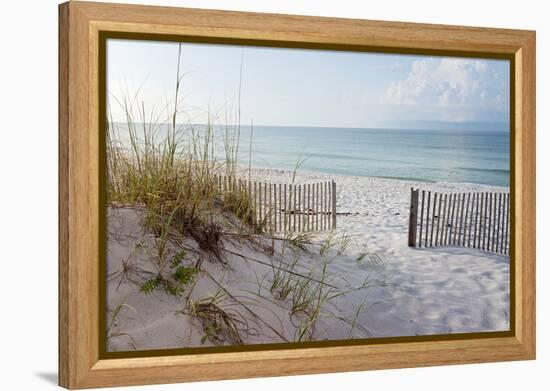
[0,0,546,389]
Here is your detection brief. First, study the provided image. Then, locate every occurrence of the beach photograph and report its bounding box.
[104,39,510,352]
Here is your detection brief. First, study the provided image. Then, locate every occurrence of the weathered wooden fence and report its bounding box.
[408,188,510,255]
[215,175,336,232]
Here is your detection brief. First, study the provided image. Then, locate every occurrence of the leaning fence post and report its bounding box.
[408,188,419,247]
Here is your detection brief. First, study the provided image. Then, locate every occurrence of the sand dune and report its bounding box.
[106,169,510,352]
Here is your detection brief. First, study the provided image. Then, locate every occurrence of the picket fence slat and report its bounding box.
[419,190,425,247]
[458,193,466,245]
[430,192,437,247]
[462,193,469,247]
[440,194,447,246]
[435,193,442,246]
[425,191,431,247]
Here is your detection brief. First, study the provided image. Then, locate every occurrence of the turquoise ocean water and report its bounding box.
[236,126,510,187]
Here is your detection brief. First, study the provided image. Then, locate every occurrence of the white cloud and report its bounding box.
[383,58,509,122]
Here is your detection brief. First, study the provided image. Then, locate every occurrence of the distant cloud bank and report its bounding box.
[383,58,509,123]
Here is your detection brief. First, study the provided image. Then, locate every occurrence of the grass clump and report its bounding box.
[186,290,248,345]
[269,256,300,300]
[285,231,314,251]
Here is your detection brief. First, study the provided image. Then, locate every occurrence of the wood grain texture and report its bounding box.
[58,1,536,389]
[58,3,70,387]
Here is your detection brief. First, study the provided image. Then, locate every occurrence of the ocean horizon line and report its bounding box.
[111,121,510,133]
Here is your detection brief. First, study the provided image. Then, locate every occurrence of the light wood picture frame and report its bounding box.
[59,1,536,389]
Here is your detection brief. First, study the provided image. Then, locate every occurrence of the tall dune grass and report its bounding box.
[106,43,257,279]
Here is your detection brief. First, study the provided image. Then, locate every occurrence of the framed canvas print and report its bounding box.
[58,1,536,389]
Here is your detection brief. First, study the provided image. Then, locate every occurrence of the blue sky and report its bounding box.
[107,39,510,130]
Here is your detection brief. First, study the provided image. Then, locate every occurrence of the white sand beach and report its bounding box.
[106,169,510,351]
[249,168,510,335]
